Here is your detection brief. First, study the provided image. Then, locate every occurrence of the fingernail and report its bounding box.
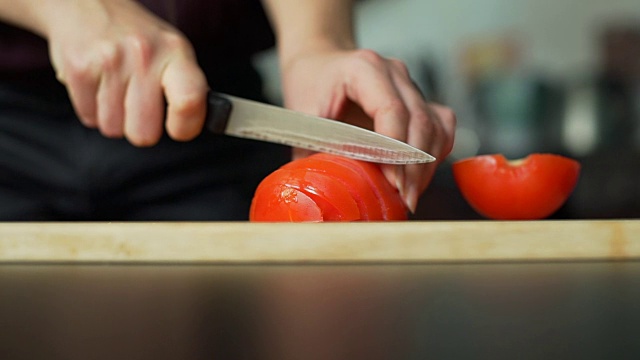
[395,166,417,213]
[403,185,419,215]
[395,166,406,198]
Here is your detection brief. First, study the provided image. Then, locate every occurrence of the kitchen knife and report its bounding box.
[205,92,435,165]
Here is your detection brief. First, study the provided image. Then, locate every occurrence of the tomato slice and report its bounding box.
[250,153,408,222]
[452,153,581,220]
[312,153,407,220]
[250,167,360,222]
[250,168,323,222]
[250,184,322,222]
[281,156,384,220]
[294,169,361,221]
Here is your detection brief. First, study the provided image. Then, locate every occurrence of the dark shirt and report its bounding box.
[0,0,275,74]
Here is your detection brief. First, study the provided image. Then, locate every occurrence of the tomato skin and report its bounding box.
[281,156,384,220]
[249,184,323,222]
[251,167,360,222]
[250,153,407,222]
[312,153,407,221]
[452,154,581,220]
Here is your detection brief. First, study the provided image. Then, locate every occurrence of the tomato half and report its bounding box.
[452,153,581,220]
[250,153,407,222]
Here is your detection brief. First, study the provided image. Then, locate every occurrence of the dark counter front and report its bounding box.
[1,261,639,360]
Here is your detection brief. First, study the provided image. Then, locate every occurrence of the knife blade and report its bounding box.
[205,92,435,165]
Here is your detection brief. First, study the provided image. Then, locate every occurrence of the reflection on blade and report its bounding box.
[224,96,436,165]
[233,127,434,164]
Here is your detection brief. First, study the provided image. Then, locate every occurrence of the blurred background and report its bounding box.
[254,0,640,220]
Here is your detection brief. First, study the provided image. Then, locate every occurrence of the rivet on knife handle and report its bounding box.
[205,92,232,134]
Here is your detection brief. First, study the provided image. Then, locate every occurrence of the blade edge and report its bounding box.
[224,96,436,164]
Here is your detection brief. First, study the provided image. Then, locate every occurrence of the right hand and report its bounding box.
[280,48,456,213]
[44,0,209,146]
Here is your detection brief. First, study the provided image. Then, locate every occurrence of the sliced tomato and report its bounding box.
[250,167,360,222]
[452,153,581,220]
[312,153,407,221]
[281,156,384,220]
[249,153,408,222]
[295,169,361,221]
[249,184,322,222]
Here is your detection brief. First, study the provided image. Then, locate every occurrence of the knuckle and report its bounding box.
[125,33,155,67]
[381,98,409,120]
[66,42,121,82]
[170,92,204,117]
[124,120,162,147]
[413,110,432,127]
[416,112,437,135]
[99,125,124,139]
[127,133,159,148]
[162,31,190,51]
[353,48,384,66]
[97,42,122,71]
[447,108,458,125]
[78,114,97,128]
[167,124,198,142]
[434,105,457,129]
[390,58,409,75]
[65,56,97,83]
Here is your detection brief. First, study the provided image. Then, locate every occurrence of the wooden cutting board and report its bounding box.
[0,220,638,263]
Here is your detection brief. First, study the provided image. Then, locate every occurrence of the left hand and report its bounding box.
[280,48,456,213]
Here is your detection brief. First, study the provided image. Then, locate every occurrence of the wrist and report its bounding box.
[262,0,357,73]
[0,0,104,38]
[0,0,55,37]
[278,35,356,72]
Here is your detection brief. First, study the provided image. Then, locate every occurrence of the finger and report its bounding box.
[344,50,410,144]
[396,98,443,213]
[385,62,453,212]
[342,53,415,206]
[404,104,456,212]
[161,55,208,142]
[60,63,101,129]
[388,58,457,159]
[391,67,442,159]
[428,103,457,157]
[366,61,428,208]
[96,52,127,139]
[124,73,165,147]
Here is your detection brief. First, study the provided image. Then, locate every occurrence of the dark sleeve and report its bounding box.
[0,23,51,72]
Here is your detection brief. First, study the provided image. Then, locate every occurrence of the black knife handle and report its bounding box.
[205,92,233,134]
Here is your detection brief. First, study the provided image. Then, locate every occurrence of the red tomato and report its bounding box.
[281,156,384,220]
[250,153,407,222]
[311,153,407,221]
[452,153,581,220]
[249,169,324,222]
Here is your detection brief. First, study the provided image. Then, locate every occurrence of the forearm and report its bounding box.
[0,0,134,40]
[0,0,51,35]
[261,0,356,66]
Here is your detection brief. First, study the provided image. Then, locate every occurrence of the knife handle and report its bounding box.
[205,92,232,134]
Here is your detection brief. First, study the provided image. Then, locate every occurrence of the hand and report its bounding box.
[44,0,208,146]
[280,48,456,213]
